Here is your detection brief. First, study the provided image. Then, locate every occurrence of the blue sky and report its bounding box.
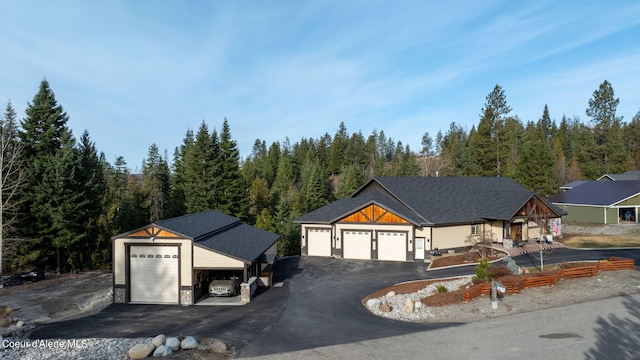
[1,1,639,170]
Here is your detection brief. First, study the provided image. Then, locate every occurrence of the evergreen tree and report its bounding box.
[300,156,329,213]
[217,119,247,219]
[271,149,295,201]
[183,122,218,213]
[274,190,301,256]
[586,80,626,174]
[74,131,108,269]
[473,85,512,176]
[167,129,193,218]
[19,80,77,271]
[515,121,555,196]
[625,110,640,169]
[333,164,362,199]
[327,122,348,174]
[142,143,170,222]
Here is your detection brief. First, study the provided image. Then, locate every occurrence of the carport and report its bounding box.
[112,210,279,305]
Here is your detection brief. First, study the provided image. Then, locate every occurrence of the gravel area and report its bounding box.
[0,337,150,360]
[366,269,640,323]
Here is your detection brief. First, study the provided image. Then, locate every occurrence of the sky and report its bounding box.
[1,1,639,170]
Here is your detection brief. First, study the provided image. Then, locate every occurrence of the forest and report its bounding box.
[0,79,638,274]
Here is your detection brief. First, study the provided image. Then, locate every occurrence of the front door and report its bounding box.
[415,237,425,260]
[510,224,522,241]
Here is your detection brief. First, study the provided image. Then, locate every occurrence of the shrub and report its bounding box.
[489,265,511,278]
[473,258,493,282]
[436,284,448,293]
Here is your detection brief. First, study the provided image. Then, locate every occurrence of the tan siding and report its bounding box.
[193,245,244,268]
[114,238,125,284]
[432,225,470,249]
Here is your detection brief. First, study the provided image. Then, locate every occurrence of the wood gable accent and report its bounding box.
[338,204,409,224]
[127,226,182,239]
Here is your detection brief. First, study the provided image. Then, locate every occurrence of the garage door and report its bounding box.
[343,231,371,260]
[378,232,407,261]
[130,246,179,304]
[307,228,332,257]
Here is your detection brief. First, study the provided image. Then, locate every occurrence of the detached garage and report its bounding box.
[112,210,279,305]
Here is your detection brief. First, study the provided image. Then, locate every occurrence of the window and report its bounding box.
[164,255,170,258]
[471,224,481,236]
[156,254,162,258]
[148,254,154,259]
[172,255,178,258]
[131,254,137,258]
[139,254,145,258]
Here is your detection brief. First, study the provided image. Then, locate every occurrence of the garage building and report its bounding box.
[112,210,279,305]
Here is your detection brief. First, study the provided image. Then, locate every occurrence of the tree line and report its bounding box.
[0,79,636,274]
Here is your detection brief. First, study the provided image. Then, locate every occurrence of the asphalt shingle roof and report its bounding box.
[154,210,279,263]
[297,176,558,225]
[549,180,640,206]
[196,223,280,263]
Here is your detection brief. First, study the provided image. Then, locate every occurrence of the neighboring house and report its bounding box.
[112,210,279,305]
[597,170,640,182]
[295,176,564,262]
[550,180,640,224]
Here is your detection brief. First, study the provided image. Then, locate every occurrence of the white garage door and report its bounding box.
[307,228,332,257]
[378,232,407,261]
[130,246,179,304]
[343,231,371,260]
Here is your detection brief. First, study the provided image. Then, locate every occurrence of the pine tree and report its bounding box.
[586,80,626,174]
[300,156,328,213]
[142,144,170,222]
[183,122,219,213]
[217,119,247,219]
[167,129,193,218]
[19,80,76,271]
[333,164,362,199]
[473,85,512,176]
[74,131,108,269]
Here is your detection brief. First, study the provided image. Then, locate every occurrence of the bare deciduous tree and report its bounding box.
[0,103,27,275]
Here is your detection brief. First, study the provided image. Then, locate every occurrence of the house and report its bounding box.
[597,170,640,182]
[295,176,564,262]
[550,180,640,224]
[112,210,279,305]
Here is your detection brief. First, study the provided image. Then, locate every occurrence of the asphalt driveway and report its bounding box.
[29,249,640,357]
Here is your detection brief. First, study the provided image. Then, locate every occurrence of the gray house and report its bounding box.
[296,176,564,262]
[112,210,279,305]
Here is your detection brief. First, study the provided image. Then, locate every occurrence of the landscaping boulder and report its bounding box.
[366,298,380,309]
[379,303,392,313]
[198,337,227,353]
[414,301,423,309]
[152,334,166,347]
[165,337,181,351]
[128,343,155,359]
[385,291,396,298]
[402,299,414,314]
[181,336,198,350]
[153,344,172,357]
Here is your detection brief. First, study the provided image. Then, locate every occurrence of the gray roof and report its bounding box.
[297,176,563,225]
[196,223,280,263]
[559,180,589,189]
[151,210,278,263]
[550,180,640,206]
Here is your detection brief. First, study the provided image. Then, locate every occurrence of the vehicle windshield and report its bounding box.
[213,273,237,280]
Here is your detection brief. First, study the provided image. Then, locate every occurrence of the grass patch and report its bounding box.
[560,235,640,248]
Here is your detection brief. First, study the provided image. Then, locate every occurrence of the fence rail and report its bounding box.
[462,257,635,303]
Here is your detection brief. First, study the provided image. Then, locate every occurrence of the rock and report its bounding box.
[165,337,181,351]
[0,326,10,337]
[198,337,227,353]
[181,336,198,350]
[414,301,423,309]
[402,298,414,314]
[385,291,396,298]
[366,298,380,309]
[152,334,166,347]
[153,344,172,357]
[128,343,156,359]
[379,303,392,313]
[15,320,24,328]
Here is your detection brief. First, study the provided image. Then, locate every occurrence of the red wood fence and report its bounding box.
[462,257,634,303]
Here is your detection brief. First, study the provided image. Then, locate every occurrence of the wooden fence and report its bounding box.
[462,257,635,303]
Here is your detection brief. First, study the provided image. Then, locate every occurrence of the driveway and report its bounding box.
[29,249,640,357]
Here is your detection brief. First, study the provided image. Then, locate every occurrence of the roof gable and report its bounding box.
[297,176,561,225]
[338,204,410,224]
[550,180,640,206]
